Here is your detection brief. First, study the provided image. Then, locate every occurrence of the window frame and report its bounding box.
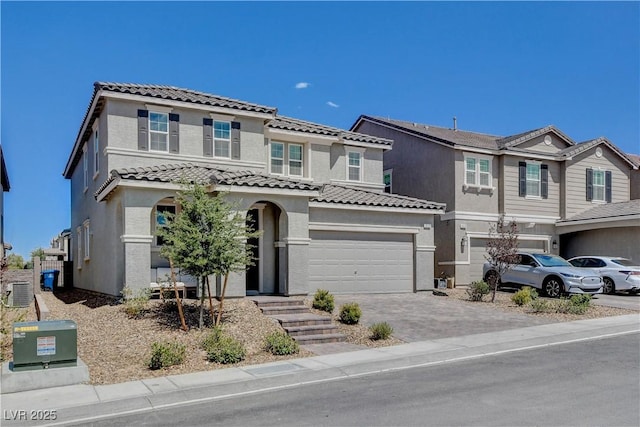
[83,220,90,261]
[93,124,99,178]
[347,149,363,182]
[213,120,231,158]
[76,226,82,268]
[155,204,177,246]
[592,169,606,202]
[383,169,393,194]
[270,141,285,175]
[149,111,169,152]
[464,156,492,188]
[288,143,304,177]
[525,162,541,199]
[83,145,88,192]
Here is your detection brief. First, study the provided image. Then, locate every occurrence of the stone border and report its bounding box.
[34,294,50,320]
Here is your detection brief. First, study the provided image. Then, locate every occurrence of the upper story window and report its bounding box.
[384,169,392,193]
[93,127,99,177]
[83,145,88,192]
[586,168,611,203]
[465,157,491,187]
[270,141,304,177]
[155,204,176,246]
[347,151,362,181]
[149,112,169,152]
[519,161,548,199]
[214,121,231,158]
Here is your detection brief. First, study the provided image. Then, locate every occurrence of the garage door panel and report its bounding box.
[309,231,413,293]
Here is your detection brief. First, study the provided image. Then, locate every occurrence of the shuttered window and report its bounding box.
[214,121,231,158]
[586,168,612,203]
[519,161,548,199]
[149,112,169,152]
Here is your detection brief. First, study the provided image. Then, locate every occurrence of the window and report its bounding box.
[586,168,611,203]
[384,169,392,193]
[93,127,99,176]
[83,221,90,260]
[347,151,361,181]
[464,157,491,187]
[149,112,169,152]
[155,205,176,246]
[518,161,548,199]
[77,226,82,267]
[214,121,231,157]
[289,144,303,176]
[83,146,88,191]
[271,142,284,174]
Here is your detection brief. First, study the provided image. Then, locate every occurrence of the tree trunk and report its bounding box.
[169,258,188,331]
[199,276,206,328]
[206,276,215,324]
[215,273,229,327]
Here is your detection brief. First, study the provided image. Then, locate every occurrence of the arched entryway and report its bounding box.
[246,201,285,295]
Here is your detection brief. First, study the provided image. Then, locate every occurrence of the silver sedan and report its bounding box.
[568,256,640,295]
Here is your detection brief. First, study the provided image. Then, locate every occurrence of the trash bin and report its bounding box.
[41,270,60,291]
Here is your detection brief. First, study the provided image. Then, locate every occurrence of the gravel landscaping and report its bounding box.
[3,286,636,386]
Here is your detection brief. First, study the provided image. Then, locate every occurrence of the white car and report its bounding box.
[483,252,603,298]
[568,256,640,295]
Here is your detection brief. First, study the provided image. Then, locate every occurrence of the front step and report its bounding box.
[260,305,309,315]
[274,313,333,328]
[285,324,341,337]
[293,333,346,344]
[251,297,305,308]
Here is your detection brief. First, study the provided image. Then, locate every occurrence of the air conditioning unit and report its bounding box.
[8,282,32,307]
[11,320,78,372]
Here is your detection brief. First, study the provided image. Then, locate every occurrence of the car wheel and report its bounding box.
[543,277,564,298]
[484,270,500,289]
[603,277,615,295]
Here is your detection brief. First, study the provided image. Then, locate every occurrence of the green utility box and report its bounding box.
[12,320,78,372]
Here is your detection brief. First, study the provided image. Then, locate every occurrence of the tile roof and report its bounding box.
[95,82,278,115]
[312,184,445,211]
[268,116,392,146]
[558,199,640,223]
[497,125,576,147]
[361,116,501,150]
[95,163,444,211]
[628,153,640,167]
[557,137,639,168]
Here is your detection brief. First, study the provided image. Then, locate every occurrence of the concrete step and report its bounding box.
[251,298,305,308]
[293,333,347,344]
[260,305,309,315]
[273,313,332,327]
[285,324,340,337]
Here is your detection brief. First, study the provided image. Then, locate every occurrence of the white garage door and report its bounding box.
[469,238,546,283]
[309,231,414,293]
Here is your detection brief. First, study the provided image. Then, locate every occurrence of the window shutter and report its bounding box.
[586,168,593,201]
[137,109,148,151]
[518,161,526,197]
[605,170,612,203]
[231,121,241,159]
[203,118,213,157]
[168,113,179,154]
[540,164,548,199]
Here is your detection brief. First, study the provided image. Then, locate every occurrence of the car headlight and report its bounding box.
[560,272,581,278]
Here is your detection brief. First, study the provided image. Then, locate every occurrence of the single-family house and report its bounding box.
[351,116,639,284]
[63,83,444,297]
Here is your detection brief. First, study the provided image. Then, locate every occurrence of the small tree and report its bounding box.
[30,247,45,261]
[158,182,260,328]
[6,254,25,270]
[484,215,520,303]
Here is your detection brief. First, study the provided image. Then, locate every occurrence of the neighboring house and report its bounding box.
[45,228,71,261]
[629,154,640,200]
[63,82,444,297]
[351,116,639,284]
[1,145,10,263]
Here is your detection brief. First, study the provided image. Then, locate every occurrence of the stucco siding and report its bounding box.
[564,147,630,218]
[329,144,383,189]
[310,143,331,183]
[454,151,499,213]
[631,170,640,200]
[502,156,560,217]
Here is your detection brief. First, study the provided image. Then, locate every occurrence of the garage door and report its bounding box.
[309,231,414,293]
[469,238,546,283]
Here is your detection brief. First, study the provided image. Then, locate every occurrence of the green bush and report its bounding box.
[148,341,186,370]
[264,332,300,355]
[370,322,394,340]
[530,298,551,313]
[339,302,362,325]
[466,280,490,302]
[121,286,152,318]
[312,289,335,313]
[566,294,592,314]
[512,286,538,306]
[202,329,246,364]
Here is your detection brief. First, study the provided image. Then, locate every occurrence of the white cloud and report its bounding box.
[326,101,339,108]
[295,82,310,89]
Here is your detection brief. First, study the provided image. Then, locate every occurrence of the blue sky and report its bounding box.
[1,1,639,259]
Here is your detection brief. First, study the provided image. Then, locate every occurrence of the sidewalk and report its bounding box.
[1,313,638,426]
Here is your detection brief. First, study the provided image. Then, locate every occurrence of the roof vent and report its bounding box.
[453,116,457,131]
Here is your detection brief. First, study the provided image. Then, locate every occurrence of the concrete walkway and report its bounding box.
[1,314,638,426]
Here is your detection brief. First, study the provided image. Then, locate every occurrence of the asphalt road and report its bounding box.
[82,333,640,427]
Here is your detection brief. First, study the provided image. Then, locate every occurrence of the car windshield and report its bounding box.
[531,253,571,267]
[611,258,638,267]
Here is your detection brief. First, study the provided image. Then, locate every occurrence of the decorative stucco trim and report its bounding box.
[215,184,320,197]
[555,215,640,234]
[310,202,444,215]
[283,237,312,245]
[120,235,154,244]
[104,147,267,169]
[440,211,559,224]
[274,241,286,248]
[415,245,437,252]
[309,222,421,234]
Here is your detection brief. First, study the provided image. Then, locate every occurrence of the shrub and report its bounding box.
[121,286,151,318]
[312,289,335,313]
[264,332,299,355]
[202,329,246,364]
[566,294,592,315]
[466,281,490,302]
[530,299,551,313]
[512,286,537,306]
[370,322,394,340]
[148,341,186,370]
[339,302,362,325]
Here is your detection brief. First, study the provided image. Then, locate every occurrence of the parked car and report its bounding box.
[483,252,603,298]
[567,256,640,295]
